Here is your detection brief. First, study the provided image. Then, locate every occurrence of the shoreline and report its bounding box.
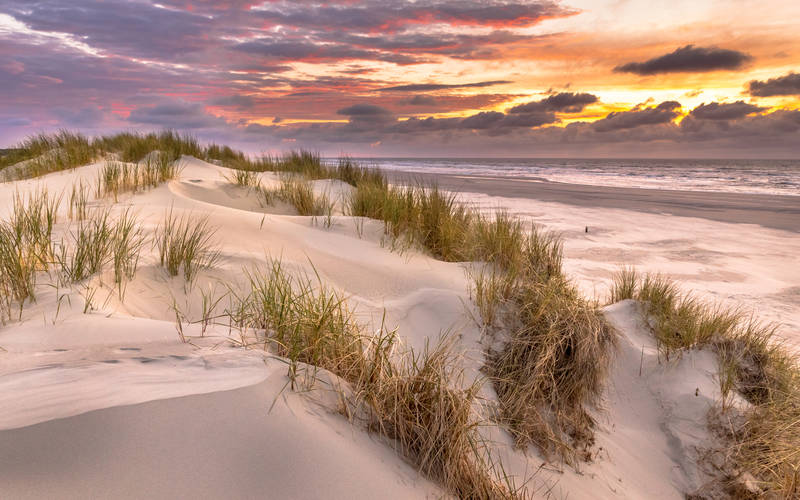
[387,171,800,233]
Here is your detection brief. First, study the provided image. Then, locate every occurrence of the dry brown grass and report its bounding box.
[486,275,615,465]
[610,269,800,497]
[224,260,523,498]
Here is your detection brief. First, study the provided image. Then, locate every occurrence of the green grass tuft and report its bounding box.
[155,208,220,282]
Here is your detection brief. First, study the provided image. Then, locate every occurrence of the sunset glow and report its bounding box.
[2,0,799,156]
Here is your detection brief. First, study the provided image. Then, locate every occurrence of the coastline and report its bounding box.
[1,149,797,498]
[386,170,800,348]
[387,171,800,232]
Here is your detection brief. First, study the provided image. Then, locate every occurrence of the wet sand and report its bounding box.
[389,172,800,232]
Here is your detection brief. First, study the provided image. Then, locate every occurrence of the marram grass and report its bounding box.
[223,259,524,499]
[610,269,800,497]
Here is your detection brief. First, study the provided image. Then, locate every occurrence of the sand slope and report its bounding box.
[0,157,750,498]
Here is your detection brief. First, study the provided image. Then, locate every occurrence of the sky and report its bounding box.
[1,0,799,157]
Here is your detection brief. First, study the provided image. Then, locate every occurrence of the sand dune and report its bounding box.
[0,155,786,498]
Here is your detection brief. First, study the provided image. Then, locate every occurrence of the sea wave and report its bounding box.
[343,158,800,197]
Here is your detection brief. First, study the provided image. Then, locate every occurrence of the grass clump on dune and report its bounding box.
[486,275,614,464]
[610,269,800,497]
[206,143,249,169]
[68,180,91,221]
[95,130,201,164]
[476,226,614,465]
[223,168,259,188]
[348,180,474,260]
[1,131,96,180]
[225,260,522,499]
[155,208,220,282]
[611,270,743,355]
[97,154,182,200]
[0,190,61,319]
[56,208,145,291]
[0,189,62,320]
[57,209,113,283]
[258,176,334,218]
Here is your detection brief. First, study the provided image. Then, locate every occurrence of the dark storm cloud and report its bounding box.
[689,101,765,120]
[508,92,598,113]
[747,72,800,96]
[615,45,752,75]
[381,80,512,91]
[593,101,681,132]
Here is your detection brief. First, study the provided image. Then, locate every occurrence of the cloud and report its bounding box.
[689,101,765,120]
[381,80,511,91]
[508,92,598,113]
[1,0,214,60]
[337,104,393,117]
[232,39,422,65]
[210,95,256,108]
[747,72,800,96]
[593,101,681,131]
[127,100,228,129]
[337,104,396,129]
[405,95,437,106]
[53,105,106,126]
[615,45,752,75]
[251,2,573,32]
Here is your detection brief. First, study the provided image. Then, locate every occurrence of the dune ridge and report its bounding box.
[1,132,797,498]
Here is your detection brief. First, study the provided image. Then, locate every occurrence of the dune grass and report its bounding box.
[486,275,614,464]
[57,209,114,283]
[68,180,91,221]
[257,176,334,219]
[110,209,146,297]
[342,165,615,463]
[1,130,200,183]
[97,154,182,200]
[348,181,475,259]
[0,190,61,319]
[205,143,249,169]
[280,158,617,465]
[57,207,145,288]
[610,269,800,497]
[95,130,202,164]
[223,259,521,498]
[0,131,97,180]
[155,208,220,282]
[471,225,614,465]
[223,168,259,188]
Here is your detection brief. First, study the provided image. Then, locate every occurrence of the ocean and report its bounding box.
[348,158,800,197]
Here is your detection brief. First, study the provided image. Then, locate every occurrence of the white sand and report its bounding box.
[0,156,783,498]
[459,190,800,351]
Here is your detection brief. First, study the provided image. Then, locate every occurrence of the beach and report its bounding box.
[0,152,797,498]
[419,173,800,350]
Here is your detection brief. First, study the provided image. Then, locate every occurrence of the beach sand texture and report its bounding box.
[1,156,796,498]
